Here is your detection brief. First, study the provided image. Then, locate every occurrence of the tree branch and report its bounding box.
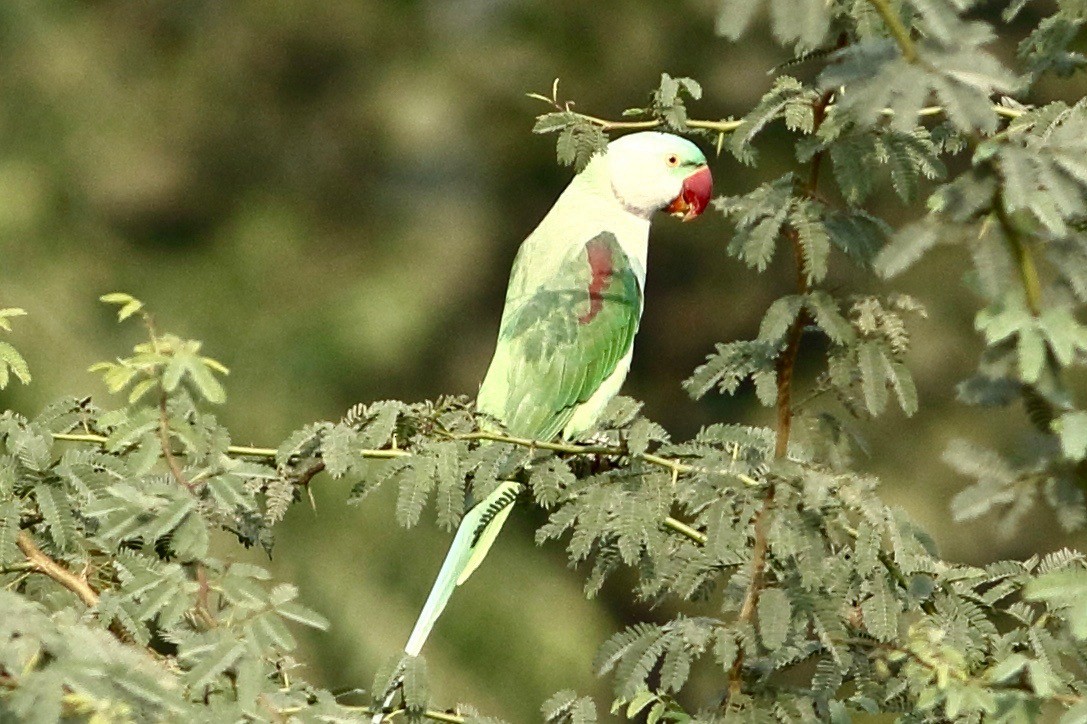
[561,102,1020,140]
[159,392,195,492]
[994,194,1043,316]
[16,530,99,607]
[53,431,410,462]
[663,516,708,545]
[867,0,918,62]
[442,429,759,486]
[727,89,837,703]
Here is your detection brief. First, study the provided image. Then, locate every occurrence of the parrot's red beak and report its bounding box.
[666,165,713,222]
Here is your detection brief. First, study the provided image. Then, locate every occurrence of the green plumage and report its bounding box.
[477,230,642,440]
[382,133,708,686]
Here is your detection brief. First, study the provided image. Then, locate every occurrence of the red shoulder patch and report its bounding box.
[578,238,614,325]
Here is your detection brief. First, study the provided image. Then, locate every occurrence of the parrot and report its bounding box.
[373,131,711,720]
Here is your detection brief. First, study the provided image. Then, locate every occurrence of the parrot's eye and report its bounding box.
[666,154,679,167]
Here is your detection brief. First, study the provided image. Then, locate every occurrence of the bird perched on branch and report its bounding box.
[373,131,711,721]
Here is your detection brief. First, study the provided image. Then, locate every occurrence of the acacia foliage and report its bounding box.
[6,2,1087,723]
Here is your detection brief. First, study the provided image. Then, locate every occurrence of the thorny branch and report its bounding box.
[16,530,99,608]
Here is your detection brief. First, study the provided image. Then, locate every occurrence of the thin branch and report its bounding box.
[0,561,36,574]
[444,430,760,486]
[222,443,279,458]
[995,195,1043,316]
[372,708,465,723]
[52,426,719,547]
[193,563,216,629]
[867,0,918,62]
[51,432,410,462]
[51,432,111,446]
[158,392,196,492]
[279,699,467,723]
[564,103,1020,139]
[663,517,708,545]
[16,530,99,607]
[573,113,669,131]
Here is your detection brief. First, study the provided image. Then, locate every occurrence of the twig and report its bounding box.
[158,392,195,492]
[663,517,708,545]
[369,708,465,723]
[16,530,99,607]
[193,564,216,629]
[559,102,1020,140]
[867,0,918,63]
[994,194,1043,316]
[51,432,409,462]
[281,703,466,723]
[442,430,760,486]
[0,561,35,575]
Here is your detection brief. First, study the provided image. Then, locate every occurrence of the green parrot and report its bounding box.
[376,132,710,716]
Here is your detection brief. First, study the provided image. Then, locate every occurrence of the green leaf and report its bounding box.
[624,690,657,718]
[1039,306,1087,367]
[1058,411,1087,461]
[806,291,855,344]
[684,340,779,400]
[987,653,1030,683]
[792,199,830,283]
[858,341,890,415]
[533,111,579,134]
[184,638,245,689]
[888,360,919,416]
[394,458,436,528]
[1018,325,1047,383]
[100,292,145,321]
[0,341,31,388]
[875,219,940,278]
[757,587,791,650]
[861,575,898,642]
[1025,570,1087,639]
[976,295,1032,345]
[543,690,577,721]
[277,601,330,630]
[715,0,761,40]
[758,296,804,343]
[431,440,463,531]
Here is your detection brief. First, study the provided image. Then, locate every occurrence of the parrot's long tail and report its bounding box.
[370,480,523,723]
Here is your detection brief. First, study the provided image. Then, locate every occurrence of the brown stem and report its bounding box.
[728,90,836,704]
[16,530,99,607]
[193,563,217,629]
[158,392,195,492]
[296,461,326,488]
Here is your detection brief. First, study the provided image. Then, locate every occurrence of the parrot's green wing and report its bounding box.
[477,230,643,440]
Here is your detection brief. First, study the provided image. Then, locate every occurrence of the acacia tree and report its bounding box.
[6,1,1087,722]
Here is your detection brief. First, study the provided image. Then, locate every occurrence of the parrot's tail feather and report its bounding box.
[403,480,522,657]
[471,485,521,546]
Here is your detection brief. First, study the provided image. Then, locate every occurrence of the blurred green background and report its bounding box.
[1,2,1085,720]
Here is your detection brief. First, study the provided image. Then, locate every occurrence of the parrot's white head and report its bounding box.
[602,131,712,221]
